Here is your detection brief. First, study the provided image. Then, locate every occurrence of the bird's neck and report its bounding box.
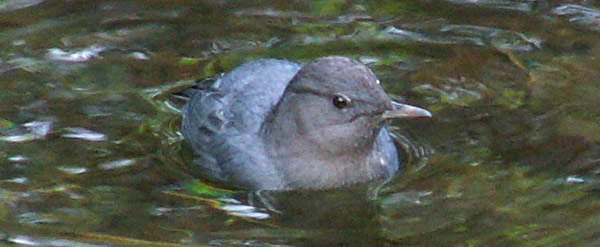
[261,120,387,189]
[260,96,375,159]
[260,102,386,189]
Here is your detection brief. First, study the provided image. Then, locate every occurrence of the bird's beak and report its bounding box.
[382,101,432,119]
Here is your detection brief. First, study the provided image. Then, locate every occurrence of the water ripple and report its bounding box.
[553,4,600,32]
[46,45,105,63]
[61,127,107,142]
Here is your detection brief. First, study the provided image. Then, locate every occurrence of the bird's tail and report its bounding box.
[172,78,217,101]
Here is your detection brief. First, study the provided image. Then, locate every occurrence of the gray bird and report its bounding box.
[182,56,431,190]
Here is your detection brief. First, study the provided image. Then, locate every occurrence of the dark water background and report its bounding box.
[1,0,600,246]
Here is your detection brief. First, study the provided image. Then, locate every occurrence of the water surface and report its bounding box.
[1,0,599,246]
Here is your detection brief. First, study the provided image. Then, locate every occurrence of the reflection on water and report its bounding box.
[1,0,599,246]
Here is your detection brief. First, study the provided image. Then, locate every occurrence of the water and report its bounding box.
[1,0,599,246]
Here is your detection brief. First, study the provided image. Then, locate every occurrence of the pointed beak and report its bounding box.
[382,101,432,119]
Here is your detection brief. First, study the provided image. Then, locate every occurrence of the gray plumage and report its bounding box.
[182,56,430,190]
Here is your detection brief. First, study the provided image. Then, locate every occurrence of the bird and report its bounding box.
[181,56,431,190]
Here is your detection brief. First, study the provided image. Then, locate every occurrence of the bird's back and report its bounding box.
[181,59,301,188]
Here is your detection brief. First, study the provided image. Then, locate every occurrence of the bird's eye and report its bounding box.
[332,94,351,109]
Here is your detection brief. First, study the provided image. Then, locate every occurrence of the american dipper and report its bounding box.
[182,56,431,190]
